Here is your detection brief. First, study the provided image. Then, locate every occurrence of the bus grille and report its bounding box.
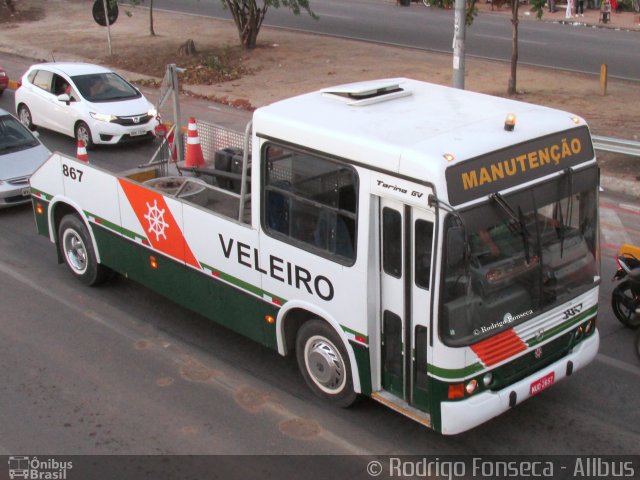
[491,331,573,389]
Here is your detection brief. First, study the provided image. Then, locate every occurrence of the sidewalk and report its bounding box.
[472,2,640,31]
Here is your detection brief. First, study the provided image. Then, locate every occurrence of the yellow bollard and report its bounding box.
[600,64,608,96]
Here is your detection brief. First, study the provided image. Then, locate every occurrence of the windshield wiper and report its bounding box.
[561,168,574,257]
[490,192,531,263]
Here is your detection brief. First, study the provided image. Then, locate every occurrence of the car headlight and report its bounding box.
[90,112,117,122]
[148,107,158,117]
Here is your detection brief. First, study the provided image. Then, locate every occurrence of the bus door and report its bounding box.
[379,197,435,411]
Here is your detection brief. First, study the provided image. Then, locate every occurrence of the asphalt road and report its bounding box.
[140,0,640,80]
[1,74,640,470]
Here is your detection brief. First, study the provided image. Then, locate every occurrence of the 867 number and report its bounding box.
[62,164,83,182]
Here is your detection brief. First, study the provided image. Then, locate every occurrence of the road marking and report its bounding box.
[596,353,640,378]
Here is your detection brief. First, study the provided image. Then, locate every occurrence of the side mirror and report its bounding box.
[57,93,71,104]
[446,225,466,268]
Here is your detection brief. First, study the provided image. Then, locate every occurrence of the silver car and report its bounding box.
[0,107,51,208]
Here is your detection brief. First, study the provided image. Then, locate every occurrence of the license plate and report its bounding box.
[129,129,146,137]
[21,187,31,197]
[530,372,555,396]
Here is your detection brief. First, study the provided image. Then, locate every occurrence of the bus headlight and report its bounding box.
[482,372,493,387]
[584,319,595,335]
[465,379,478,395]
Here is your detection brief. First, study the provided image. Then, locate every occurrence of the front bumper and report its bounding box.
[92,117,159,145]
[0,181,32,208]
[440,332,599,435]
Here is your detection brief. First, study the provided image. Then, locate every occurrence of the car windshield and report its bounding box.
[71,72,140,102]
[0,114,39,154]
[440,166,599,346]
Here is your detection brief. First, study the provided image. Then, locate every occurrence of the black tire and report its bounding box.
[611,281,640,329]
[18,104,36,131]
[75,121,95,150]
[58,214,109,286]
[295,319,359,407]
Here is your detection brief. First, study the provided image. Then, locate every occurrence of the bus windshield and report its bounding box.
[441,166,599,346]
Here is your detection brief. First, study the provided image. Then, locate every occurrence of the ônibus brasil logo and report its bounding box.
[8,456,72,479]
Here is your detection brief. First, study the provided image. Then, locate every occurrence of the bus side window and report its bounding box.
[382,207,402,278]
[415,219,434,289]
[262,144,358,265]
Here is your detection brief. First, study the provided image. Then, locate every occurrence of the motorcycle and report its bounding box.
[611,244,640,329]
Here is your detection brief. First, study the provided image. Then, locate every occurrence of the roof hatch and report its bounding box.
[320,79,412,106]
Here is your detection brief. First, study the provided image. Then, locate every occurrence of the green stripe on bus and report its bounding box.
[31,188,53,201]
[85,211,127,237]
[200,261,266,299]
[427,362,484,379]
[342,325,368,343]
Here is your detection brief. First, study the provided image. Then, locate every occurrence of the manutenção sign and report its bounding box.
[446,126,594,205]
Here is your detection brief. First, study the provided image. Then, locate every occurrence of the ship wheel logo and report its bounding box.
[144,199,170,241]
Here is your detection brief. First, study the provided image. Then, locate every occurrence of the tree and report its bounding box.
[4,0,16,14]
[221,0,317,50]
[127,0,156,36]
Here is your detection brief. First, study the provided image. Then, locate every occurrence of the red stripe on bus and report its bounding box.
[471,329,527,367]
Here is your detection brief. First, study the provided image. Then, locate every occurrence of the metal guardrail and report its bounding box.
[592,135,640,157]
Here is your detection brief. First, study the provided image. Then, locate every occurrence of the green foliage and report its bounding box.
[429,0,477,26]
[529,0,547,19]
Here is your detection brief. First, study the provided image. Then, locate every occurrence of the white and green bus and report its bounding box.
[30,78,600,434]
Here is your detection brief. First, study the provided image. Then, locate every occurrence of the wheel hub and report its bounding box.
[64,232,87,272]
[307,339,343,389]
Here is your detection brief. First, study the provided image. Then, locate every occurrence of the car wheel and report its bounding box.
[58,214,109,286]
[75,121,95,150]
[296,319,359,407]
[18,104,36,131]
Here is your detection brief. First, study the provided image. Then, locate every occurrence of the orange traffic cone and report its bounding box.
[184,117,205,168]
[76,139,89,163]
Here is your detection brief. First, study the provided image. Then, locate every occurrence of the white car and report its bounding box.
[0,107,51,208]
[14,62,159,148]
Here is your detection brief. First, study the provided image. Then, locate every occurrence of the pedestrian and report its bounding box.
[566,0,574,17]
[576,0,585,15]
[548,0,557,12]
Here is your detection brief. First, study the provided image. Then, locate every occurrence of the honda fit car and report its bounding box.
[0,108,51,208]
[14,62,158,148]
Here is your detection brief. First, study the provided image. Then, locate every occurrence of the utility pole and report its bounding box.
[452,0,466,89]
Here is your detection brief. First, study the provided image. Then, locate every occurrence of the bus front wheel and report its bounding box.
[58,214,109,286]
[296,319,358,407]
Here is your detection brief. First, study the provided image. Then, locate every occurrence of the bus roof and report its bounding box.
[253,78,590,197]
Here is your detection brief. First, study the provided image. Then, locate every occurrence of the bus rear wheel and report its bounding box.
[296,319,358,407]
[58,214,109,286]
